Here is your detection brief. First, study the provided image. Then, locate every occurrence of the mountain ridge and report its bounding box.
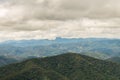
[0,38,119,60]
[0,56,17,67]
[107,57,120,63]
[0,53,120,80]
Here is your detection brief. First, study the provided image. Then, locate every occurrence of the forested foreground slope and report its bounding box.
[0,53,120,80]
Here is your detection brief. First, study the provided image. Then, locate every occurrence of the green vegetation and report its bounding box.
[0,53,120,80]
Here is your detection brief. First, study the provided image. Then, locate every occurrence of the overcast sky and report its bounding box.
[0,0,120,41]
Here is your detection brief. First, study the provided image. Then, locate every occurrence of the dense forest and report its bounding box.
[0,53,120,80]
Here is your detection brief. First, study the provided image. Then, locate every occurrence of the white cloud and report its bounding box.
[1,0,120,20]
[0,18,119,42]
[0,0,119,41]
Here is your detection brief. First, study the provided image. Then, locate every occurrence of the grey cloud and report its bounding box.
[2,0,120,20]
[0,0,119,41]
[1,18,119,39]
[32,0,120,19]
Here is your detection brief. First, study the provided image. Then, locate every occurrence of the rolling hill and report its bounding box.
[0,53,120,80]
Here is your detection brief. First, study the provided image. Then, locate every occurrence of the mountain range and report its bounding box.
[107,57,120,63]
[0,53,120,80]
[0,38,119,60]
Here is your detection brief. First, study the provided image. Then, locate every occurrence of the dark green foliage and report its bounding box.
[0,53,120,80]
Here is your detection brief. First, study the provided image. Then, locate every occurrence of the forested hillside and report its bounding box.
[0,53,120,80]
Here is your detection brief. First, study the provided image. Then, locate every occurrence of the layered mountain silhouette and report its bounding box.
[0,53,120,80]
[0,38,120,60]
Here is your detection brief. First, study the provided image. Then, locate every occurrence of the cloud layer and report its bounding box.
[0,0,120,41]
